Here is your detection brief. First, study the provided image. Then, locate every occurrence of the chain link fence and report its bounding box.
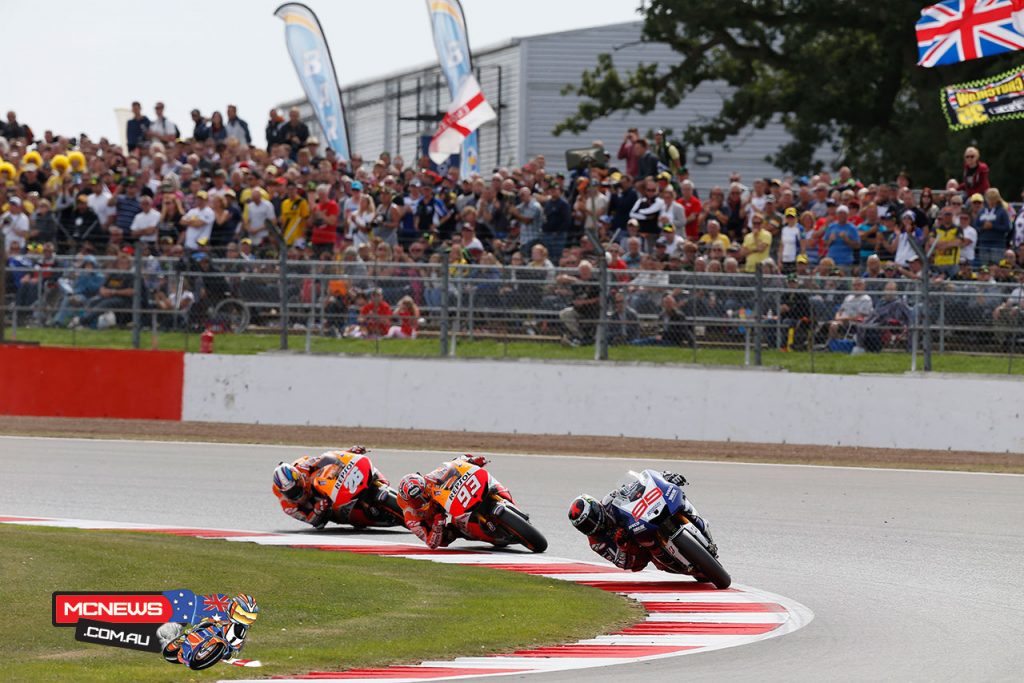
[4,238,1024,374]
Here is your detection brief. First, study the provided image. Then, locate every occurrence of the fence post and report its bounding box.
[305,270,317,354]
[131,246,143,350]
[278,247,289,350]
[920,267,932,372]
[0,233,6,343]
[753,263,763,367]
[595,248,609,361]
[439,249,450,357]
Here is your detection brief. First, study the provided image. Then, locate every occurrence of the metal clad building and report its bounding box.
[280,21,789,187]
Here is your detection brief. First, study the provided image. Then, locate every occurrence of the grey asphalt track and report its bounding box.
[2,436,1023,681]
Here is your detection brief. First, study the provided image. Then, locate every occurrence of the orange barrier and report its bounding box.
[0,345,183,420]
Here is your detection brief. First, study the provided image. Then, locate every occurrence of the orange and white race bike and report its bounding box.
[428,459,547,553]
[310,452,404,528]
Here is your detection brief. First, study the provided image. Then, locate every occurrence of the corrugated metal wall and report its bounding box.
[521,22,791,187]
[279,21,792,188]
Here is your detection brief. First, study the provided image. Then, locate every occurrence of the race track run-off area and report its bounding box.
[0,515,811,682]
[2,437,1023,681]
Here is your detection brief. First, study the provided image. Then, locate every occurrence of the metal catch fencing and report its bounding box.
[3,246,1024,373]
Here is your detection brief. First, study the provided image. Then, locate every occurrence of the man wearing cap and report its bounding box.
[659,224,685,258]
[180,190,215,250]
[1,197,31,247]
[929,207,963,277]
[740,214,772,273]
[822,205,861,273]
[653,130,682,174]
[778,208,804,273]
[60,193,100,243]
[629,178,665,250]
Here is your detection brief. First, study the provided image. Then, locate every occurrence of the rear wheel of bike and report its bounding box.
[672,531,731,589]
[493,507,547,553]
[378,490,405,524]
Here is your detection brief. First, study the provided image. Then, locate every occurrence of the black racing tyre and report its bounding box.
[188,639,229,670]
[672,531,731,589]
[377,490,405,525]
[494,507,548,553]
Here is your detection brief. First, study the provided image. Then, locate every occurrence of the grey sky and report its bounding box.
[6,0,641,148]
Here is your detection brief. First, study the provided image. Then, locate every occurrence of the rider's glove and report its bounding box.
[347,445,368,455]
[313,498,330,516]
[427,519,446,549]
[662,471,688,487]
[463,454,489,467]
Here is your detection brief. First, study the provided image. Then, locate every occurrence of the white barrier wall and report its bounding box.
[183,354,1024,453]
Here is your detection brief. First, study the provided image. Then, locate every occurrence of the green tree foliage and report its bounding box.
[555,0,1024,194]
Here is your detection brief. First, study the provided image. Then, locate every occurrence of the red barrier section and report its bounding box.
[0,345,184,420]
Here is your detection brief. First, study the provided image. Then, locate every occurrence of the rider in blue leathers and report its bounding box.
[568,471,715,572]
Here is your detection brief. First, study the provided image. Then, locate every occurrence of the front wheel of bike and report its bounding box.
[672,531,731,589]
[494,507,548,553]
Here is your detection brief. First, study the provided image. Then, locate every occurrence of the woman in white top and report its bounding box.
[777,209,804,272]
[349,194,376,246]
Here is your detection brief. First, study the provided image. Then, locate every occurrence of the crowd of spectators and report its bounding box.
[3,104,1024,349]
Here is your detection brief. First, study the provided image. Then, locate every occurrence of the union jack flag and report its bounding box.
[916,0,1024,67]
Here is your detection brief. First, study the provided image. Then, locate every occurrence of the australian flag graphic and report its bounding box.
[163,589,232,623]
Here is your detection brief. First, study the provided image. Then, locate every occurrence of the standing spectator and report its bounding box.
[2,197,31,246]
[629,178,665,249]
[265,109,284,151]
[180,190,215,250]
[509,187,543,254]
[541,183,571,264]
[676,179,702,240]
[129,194,160,246]
[2,111,30,140]
[635,138,659,179]
[556,260,600,346]
[224,105,252,145]
[960,146,990,198]
[822,205,860,273]
[108,179,142,244]
[740,214,772,273]
[126,101,150,152]
[608,174,638,234]
[960,210,978,265]
[573,179,608,235]
[208,111,227,141]
[778,208,804,273]
[280,183,311,246]
[148,102,179,143]
[975,187,1010,265]
[190,109,210,142]
[928,207,962,277]
[652,129,683,174]
[279,107,309,156]
[617,128,642,178]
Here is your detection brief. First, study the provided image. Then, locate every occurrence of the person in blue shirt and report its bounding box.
[125,101,150,152]
[823,205,861,272]
[974,187,1011,265]
[542,183,571,264]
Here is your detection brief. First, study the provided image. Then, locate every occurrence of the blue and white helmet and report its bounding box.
[273,463,304,501]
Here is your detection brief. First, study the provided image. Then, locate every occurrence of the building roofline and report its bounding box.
[277,20,643,107]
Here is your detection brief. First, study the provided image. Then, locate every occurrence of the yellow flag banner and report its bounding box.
[942,65,1024,130]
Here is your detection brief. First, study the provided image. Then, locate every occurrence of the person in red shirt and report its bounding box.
[359,287,392,337]
[959,146,990,198]
[677,180,702,240]
[386,295,420,338]
[310,184,339,252]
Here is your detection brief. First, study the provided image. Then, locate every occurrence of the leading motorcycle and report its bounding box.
[607,469,730,589]
[429,459,547,553]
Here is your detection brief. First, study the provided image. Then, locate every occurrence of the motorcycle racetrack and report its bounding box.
[3,435,1023,681]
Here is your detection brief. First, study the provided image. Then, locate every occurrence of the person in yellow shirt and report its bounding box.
[928,207,963,277]
[740,214,772,273]
[280,183,310,246]
[698,219,731,251]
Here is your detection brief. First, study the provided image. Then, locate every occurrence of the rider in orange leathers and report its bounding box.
[272,446,390,528]
[397,455,515,549]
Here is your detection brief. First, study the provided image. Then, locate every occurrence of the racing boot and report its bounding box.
[690,515,717,558]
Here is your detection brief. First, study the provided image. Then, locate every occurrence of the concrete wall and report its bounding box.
[182,355,1024,454]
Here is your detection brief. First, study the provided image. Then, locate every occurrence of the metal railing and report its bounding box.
[4,244,1024,374]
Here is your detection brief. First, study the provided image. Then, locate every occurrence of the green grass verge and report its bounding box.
[10,326,1024,375]
[0,525,639,682]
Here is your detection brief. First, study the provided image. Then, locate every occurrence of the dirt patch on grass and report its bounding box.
[1,416,1021,473]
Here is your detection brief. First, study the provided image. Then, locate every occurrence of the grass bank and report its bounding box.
[0,525,638,682]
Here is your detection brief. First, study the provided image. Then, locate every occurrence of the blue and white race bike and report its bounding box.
[607,469,731,589]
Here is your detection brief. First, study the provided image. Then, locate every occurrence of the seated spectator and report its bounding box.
[359,287,393,337]
[69,250,135,328]
[385,295,420,339]
[556,260,600,346]
[825,278,874,344]
[606,290,640,345]
[630,293,693,347]
[857,281,914,352]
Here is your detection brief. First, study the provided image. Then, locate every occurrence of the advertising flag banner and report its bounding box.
[941,64,1024,128]
[275,3,351,160]
[425,0,482,174]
